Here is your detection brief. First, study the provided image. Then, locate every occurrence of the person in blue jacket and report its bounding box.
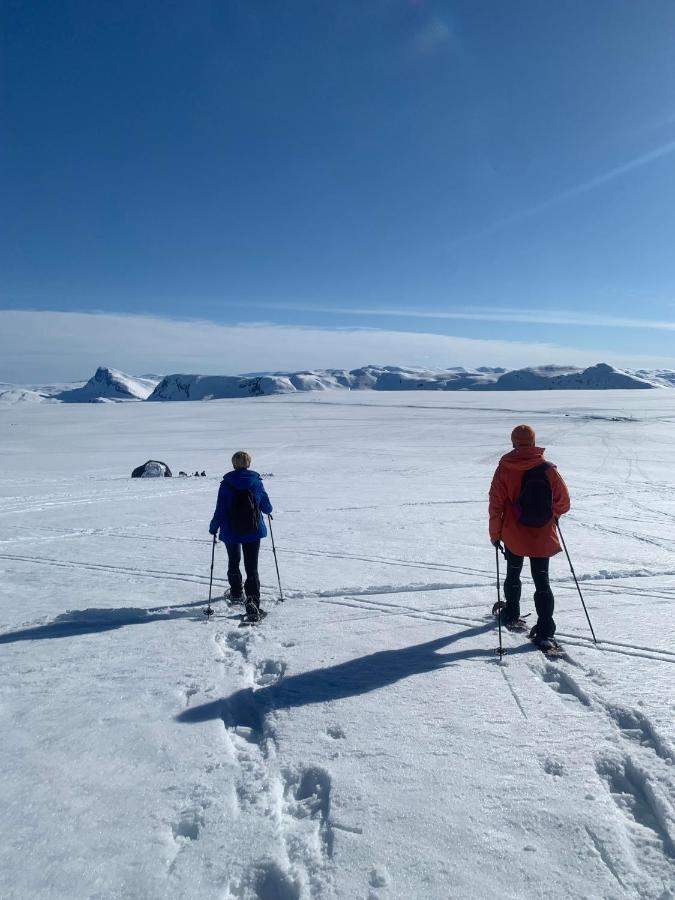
[209,451,273,621]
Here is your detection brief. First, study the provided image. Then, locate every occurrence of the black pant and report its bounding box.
[225,541,260,601]
[503,547,555,637]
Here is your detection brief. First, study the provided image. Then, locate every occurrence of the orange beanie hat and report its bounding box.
[511,424,536,447]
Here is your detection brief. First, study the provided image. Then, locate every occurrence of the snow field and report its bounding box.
[0,391,674,899]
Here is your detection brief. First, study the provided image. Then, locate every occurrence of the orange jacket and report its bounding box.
[489,446,570,558]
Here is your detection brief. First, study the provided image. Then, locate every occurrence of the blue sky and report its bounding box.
[3,0,675,379]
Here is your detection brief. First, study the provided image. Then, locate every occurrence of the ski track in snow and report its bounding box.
[0,482,214,517]
[2,558,675,668]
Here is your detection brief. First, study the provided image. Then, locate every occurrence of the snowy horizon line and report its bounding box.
[9,359,675,388]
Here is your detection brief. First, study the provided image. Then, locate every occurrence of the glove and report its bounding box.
[492,540,504,553]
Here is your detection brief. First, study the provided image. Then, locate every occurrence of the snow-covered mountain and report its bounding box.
[0,386,56,404]
[147,362,657,400]
[487,363,655,391]
[0,368,158,405]
[56,367,159,403]
[147,366,506,400]
[1,362,670,405]
[633,368,675,387]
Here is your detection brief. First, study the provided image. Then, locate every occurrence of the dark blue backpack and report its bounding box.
[229,486,261,535]
[515,463,553,527]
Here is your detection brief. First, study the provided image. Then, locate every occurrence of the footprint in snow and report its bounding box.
[370,865,391,888]
[255,658,287,687]
[368,865,392,899]
[171,806,205,842]
[604,703,674,763]
[224,630,251,660]
[542,756,565,777]
[227,861,300,900]
[325,724,346,740]
[540,663,592,706]
[222,689,266,748]
[181,683,199,707]
[596,754,675,860]
[284,766,334,859]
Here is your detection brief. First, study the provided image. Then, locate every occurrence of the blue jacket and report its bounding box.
[209,469,272,544]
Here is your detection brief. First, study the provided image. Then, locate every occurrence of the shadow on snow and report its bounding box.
[177,622,537,724]
[0,599,208,644]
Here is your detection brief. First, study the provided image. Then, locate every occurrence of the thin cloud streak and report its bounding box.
[461,136,675,242]
[254,302,675,331]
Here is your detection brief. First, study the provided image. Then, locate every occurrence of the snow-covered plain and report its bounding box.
[0,391,673,900]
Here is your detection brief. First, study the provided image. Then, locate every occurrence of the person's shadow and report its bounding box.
[0,599,208,644]
[177,621,533,729]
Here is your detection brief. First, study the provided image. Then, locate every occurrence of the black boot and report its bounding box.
[245,598,260,622]
[503,567,522,625]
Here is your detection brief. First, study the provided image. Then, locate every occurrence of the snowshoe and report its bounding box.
[239,604,267,628]
[228,591,245,605]
[535,638,565,658]
[244,598,260,622]
[504,617,529,632]
[529,625,564,657]
[492,601,528,630]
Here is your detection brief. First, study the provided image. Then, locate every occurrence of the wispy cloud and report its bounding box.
[466,136,675,240]
[1,310,673,383]
[252,302,675,332]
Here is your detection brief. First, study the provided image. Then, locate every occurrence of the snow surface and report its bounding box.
[0,391,674,899]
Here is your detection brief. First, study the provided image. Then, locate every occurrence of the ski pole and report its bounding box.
[495,544,504,659]
[267,514,284,603]
[204,533,216,617]
[556,519,597,644]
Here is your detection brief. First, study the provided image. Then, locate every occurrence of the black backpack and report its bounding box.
[228,486,261,534]
[515,463,553,527]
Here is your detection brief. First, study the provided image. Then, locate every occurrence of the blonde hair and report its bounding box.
[232,450,252,470]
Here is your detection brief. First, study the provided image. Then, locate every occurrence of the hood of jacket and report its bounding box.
[498,446,554,472]
[222,469,260,489]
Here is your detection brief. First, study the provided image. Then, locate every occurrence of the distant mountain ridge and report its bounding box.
[0,362,670,404]
[147,365,504,400]
[147,362,657,400]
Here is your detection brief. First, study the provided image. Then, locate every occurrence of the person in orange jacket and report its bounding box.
[489,425,571,647]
